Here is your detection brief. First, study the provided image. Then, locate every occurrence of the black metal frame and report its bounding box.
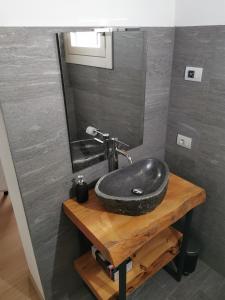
[164,209,193,281]
[118,260,127,300]
[116,209,193,299]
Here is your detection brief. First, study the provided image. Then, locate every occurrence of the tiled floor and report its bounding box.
[0,193,40,300]
[129,260,225,300]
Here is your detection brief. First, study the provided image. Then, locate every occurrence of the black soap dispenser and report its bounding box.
[75,175,89,203]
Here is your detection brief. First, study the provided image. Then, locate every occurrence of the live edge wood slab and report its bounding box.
[74,227,182,300]
[63,173,206,268]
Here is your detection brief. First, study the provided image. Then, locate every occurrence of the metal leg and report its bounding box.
[164,209,193,281]
[176,209,193,281]
[118,260,127,300]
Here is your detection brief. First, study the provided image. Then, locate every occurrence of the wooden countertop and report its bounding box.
[63,173,205,267]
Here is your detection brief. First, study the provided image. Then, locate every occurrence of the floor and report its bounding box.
[129,260,225,300]
[0,192,40,300]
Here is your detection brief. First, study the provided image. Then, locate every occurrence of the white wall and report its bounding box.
[0,108,44,299]
[2,0,225,27]
[0,0,175,26]
[175,0,225,26]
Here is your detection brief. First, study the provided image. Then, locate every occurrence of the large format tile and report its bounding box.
[145,28,174,95]
[166,25,225,277]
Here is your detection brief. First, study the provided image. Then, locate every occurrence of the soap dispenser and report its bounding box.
[75,175,89,203]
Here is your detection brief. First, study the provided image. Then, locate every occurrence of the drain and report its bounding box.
[132,188,144,195]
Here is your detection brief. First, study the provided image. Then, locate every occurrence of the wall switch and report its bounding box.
[177,134,192,149]
[185,66,203,82]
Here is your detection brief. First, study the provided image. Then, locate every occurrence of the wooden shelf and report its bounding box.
[64,173,205,267]
[74,227,182,300]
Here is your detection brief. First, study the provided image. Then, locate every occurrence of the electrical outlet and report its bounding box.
[185,66,203,82]
[177,134,192,149]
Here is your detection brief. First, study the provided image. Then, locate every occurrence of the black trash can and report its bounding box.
[176,236,200,276]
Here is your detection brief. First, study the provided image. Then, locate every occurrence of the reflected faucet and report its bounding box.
[86,126,133,172]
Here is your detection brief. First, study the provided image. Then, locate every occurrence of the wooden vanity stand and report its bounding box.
[63,173,206,300]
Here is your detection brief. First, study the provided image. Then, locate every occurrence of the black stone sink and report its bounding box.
[95,158,169,216]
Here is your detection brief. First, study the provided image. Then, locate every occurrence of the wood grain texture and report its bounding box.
[63,173,205,267]
[74,227,182,300]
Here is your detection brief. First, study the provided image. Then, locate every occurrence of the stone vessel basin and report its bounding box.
[95,158,169,216]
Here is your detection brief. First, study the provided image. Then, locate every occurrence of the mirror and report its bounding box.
[57,29,146,172]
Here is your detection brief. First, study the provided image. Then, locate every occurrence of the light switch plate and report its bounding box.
[185,66,203,82]
[177,134,192,149]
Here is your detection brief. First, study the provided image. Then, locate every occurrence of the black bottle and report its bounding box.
[75,175,89,203]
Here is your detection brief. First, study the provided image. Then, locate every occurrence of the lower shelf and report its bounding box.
[74,227,182,300]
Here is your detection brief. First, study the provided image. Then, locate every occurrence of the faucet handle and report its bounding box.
[86,126,109,139]
[86,126,98,136]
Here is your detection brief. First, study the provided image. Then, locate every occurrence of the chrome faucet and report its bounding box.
[116,147,133,165]
[107,137,133,172]
[86,126,133,172]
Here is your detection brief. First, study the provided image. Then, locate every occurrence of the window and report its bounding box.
[70,32,101,48]
[64,30,113,69]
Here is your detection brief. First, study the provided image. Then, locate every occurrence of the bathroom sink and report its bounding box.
[95,158,169,216]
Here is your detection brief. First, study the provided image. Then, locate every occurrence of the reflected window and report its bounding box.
[70,32,101,48]
[64,30,113,69]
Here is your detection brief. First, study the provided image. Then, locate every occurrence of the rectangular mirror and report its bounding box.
[57,29,146,172]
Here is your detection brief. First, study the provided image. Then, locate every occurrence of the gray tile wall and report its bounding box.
[166,26,225,276]
[0,27,174,299]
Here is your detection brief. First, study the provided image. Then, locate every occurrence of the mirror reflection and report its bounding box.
[57,29,146,172]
